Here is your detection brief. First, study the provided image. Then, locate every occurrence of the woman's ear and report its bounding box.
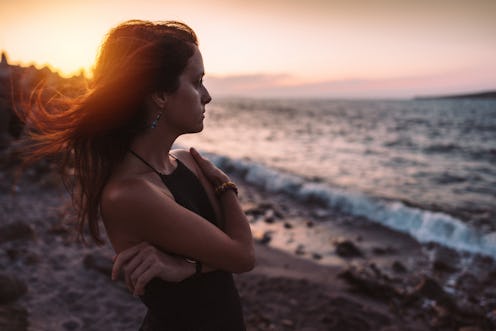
[151,91,168,109]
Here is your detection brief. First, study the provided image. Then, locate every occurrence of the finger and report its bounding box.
[190,147,206,164]
[130,257,154,289]
[190,148,219,177]
[125,246,157,287]
[112,242,149,280]
[133,245,161,270]
[124,248,149,275]
[123,251,153,291]
[134,265,160,296]
[124,265,134,293]
[113,250,138,280]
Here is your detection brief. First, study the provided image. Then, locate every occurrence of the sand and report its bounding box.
[1,160,495,331]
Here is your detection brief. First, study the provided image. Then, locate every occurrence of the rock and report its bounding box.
[432,246,460,272]
[335,240,363,258]
[241,202,259,212]
[455,299,485,318]
[338,267,400,301]
[392,261,407,273]
[0,222,35,244]
[0,273,28,304]
[264,208,284,223]
[305,220,314,228]
[264,209,276,223]
[312,253,322,260]
[283,222,293,229]
[258,231,272,245]
[295,244,305,255]
[410,275,456,309]
[372,246,396,255]
[83,253,113,276]
[484,268,496,287]
[455,272,481,294]
[0,304,28,331]
[244,206,265,217]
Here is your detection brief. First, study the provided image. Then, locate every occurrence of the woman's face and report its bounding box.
[164,46,211,135]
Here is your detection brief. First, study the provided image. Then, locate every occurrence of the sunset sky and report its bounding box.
[1,0,495,98]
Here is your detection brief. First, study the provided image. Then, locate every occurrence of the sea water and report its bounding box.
[176,98,496,257]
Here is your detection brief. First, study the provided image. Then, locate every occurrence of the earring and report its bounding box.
[150,111,162,129]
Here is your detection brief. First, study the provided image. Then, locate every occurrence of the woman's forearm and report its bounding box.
[218,190,255,271]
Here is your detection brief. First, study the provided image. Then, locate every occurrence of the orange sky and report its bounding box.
[1,0,495,98]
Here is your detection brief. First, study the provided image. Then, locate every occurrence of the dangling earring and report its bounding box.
[150,111,162,129]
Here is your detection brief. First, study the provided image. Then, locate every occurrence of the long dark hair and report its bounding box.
[24,20,198,243]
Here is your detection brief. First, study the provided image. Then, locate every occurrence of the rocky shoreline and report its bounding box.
[1,152,496,331]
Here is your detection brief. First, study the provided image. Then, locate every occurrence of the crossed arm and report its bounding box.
[106,148,255,295]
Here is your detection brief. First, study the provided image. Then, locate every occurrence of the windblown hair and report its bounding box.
[25,20,198,243]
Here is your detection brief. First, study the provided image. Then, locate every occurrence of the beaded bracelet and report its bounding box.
[215,181,238,197]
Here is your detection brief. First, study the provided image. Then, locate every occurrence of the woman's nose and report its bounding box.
[202,86,212,104]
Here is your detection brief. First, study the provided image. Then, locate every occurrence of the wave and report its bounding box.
[208,152,496,258]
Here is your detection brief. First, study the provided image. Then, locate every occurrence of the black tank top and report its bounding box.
[130,151,246,331]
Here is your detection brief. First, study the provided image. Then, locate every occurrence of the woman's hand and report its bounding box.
[112,242,194,296]
[190,147,230,187]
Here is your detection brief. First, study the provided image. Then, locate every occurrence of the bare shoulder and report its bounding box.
[101,176,172,222]
[103,177,151,204]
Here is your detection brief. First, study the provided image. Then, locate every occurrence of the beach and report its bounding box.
[1,154,495,331]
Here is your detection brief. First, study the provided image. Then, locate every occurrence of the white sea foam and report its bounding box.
[210,153,496,258]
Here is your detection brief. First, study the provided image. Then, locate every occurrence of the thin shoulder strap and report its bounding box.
[129,150,162,176]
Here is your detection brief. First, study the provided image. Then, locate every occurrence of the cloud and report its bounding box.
[206,68,496,99]
[206,73,291,95]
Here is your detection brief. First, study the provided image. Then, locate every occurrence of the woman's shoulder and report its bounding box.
[102,174,173,211]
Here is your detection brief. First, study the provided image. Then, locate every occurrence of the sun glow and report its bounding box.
[1,0,495,97]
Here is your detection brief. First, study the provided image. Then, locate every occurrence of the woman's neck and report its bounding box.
[129,128,178,174]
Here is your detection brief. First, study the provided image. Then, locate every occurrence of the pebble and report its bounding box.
[432,246,460,272]
[0,273,28,304]
[392,261,407,273]
[335,240,363,258]
[372,246,394,255]
[0,222,35,244]
[312,253,322,260]
[295,245,305,255]
[258,232,273,245]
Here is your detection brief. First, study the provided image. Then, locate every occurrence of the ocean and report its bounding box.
[176,98,496,257]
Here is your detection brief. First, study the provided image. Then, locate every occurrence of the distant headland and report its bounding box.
[414,90,496,100]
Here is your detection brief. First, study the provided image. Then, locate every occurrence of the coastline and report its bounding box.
[0,161,495,330]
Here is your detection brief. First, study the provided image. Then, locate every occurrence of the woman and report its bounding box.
[26,20,254,330]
